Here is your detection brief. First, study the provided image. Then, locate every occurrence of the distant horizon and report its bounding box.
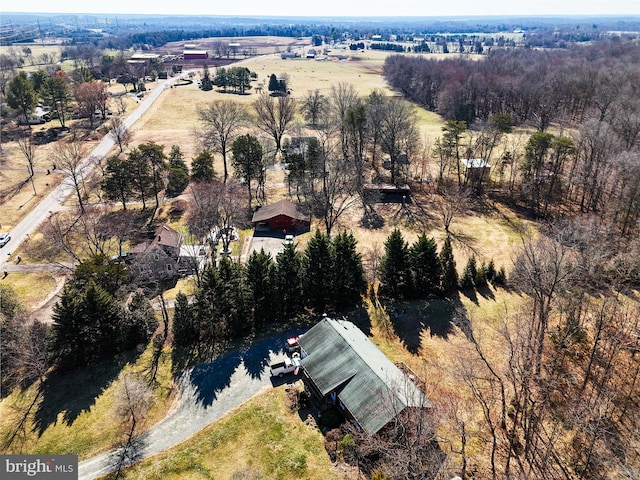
[1,0,638,19]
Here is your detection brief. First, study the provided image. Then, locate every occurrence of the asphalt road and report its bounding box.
[0,75,184,267]
[78,330,305,480]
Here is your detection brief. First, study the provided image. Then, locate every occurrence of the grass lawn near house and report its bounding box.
[0,345,175,460]
[0,271,58,310]
[98,387,344,480]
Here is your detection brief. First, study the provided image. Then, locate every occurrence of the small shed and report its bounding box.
[251,199,310,232]
[363,184,411,203]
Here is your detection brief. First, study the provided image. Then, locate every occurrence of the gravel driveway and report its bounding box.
[78,330,305,480]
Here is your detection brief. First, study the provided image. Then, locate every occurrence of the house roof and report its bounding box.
[299,318,430,434]
[251,199,310,223]
[461,158,490,168]
[152,224,182,249]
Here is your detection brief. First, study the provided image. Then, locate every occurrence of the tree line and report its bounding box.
[384,40,640,128]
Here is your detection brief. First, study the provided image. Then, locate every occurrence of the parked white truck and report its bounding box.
[269,353,302,377]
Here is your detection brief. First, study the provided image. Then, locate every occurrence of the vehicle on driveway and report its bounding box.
[270,353,302,377]
[284,234,294,245]
[0,233,10,247]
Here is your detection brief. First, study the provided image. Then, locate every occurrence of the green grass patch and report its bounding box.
[100,388,342,480]
[0,344,175,460]
[0,272,57,310]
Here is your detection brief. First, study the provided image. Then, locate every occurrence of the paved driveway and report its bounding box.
[247,230,290,259]
[78,330,305,480]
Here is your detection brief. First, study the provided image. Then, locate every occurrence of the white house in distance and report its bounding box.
[461,158,491,183]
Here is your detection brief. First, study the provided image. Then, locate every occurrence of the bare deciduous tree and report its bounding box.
[108,117,132,153]
[196,100,248,181]
[252,93,297,155]
[113,373,153,478]
[51,140,89,213]
[16,128,38,195]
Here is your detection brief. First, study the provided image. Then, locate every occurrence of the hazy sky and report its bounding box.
[2,0,639,17]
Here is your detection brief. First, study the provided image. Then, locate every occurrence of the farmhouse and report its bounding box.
[251,199,310,232]
[126,224,183,281]
[298,318,430,434]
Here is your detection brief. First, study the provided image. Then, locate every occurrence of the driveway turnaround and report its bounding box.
[78,330,304,480]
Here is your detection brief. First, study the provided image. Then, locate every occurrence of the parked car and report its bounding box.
[284,234,294,245]
[286,335,301,353]
[0,232,10,247]
[269,353,302,377]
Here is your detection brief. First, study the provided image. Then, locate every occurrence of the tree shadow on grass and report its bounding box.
[33,350,141,437]
[388,294,471,354]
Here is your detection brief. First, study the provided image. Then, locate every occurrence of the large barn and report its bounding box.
[183,50,209,60]
[251,199,310,232]
[298,318,430,434]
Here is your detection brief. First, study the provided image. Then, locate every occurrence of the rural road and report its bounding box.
[0,73,187,267]
[78,330,304,480]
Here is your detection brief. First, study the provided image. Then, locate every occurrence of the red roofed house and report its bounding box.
[251,199,310,232]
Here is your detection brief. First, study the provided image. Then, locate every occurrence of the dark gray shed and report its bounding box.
[298,318,430,434]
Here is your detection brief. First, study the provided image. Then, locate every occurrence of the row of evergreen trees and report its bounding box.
[378,229,505,299]
[174,227,506,354]
[172,230,366,351]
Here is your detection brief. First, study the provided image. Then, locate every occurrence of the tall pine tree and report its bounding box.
[302,230,334,314]
[332,232,366,309]
[245,249,275,332]
[409,234,443,297]
[440,236,458,294]
[275,244,303,321]
[379,229,412,299]
[172,292,197,348]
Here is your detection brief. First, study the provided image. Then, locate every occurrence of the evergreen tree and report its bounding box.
[191,150,216,182]
[440,236,458,294]
[268,73,279,93]
[193,266,222,349]
[70,254,129,297]
[275,244,303,320]
[124,292,158,348]
[41,74,72,127]
[216,258,248,339]
[50,281,124,369]
[165,145,190,197]
[245,249,275,331]
[172,292,197,348]
[484,259,497,283]
[302,230,335,314]
[231,134,264,209]
[6,71,37,123]
[379,229,411,299]
[475,260,489,288]
[138,142,167,210]
[460,255,478,290]
[128,147,153,210]
[409,234,443,297]
[200,67,213,91]
[102,155,135,209]
[332,232,366,309]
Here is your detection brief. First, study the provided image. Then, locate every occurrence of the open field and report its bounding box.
[98,386,345,480]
